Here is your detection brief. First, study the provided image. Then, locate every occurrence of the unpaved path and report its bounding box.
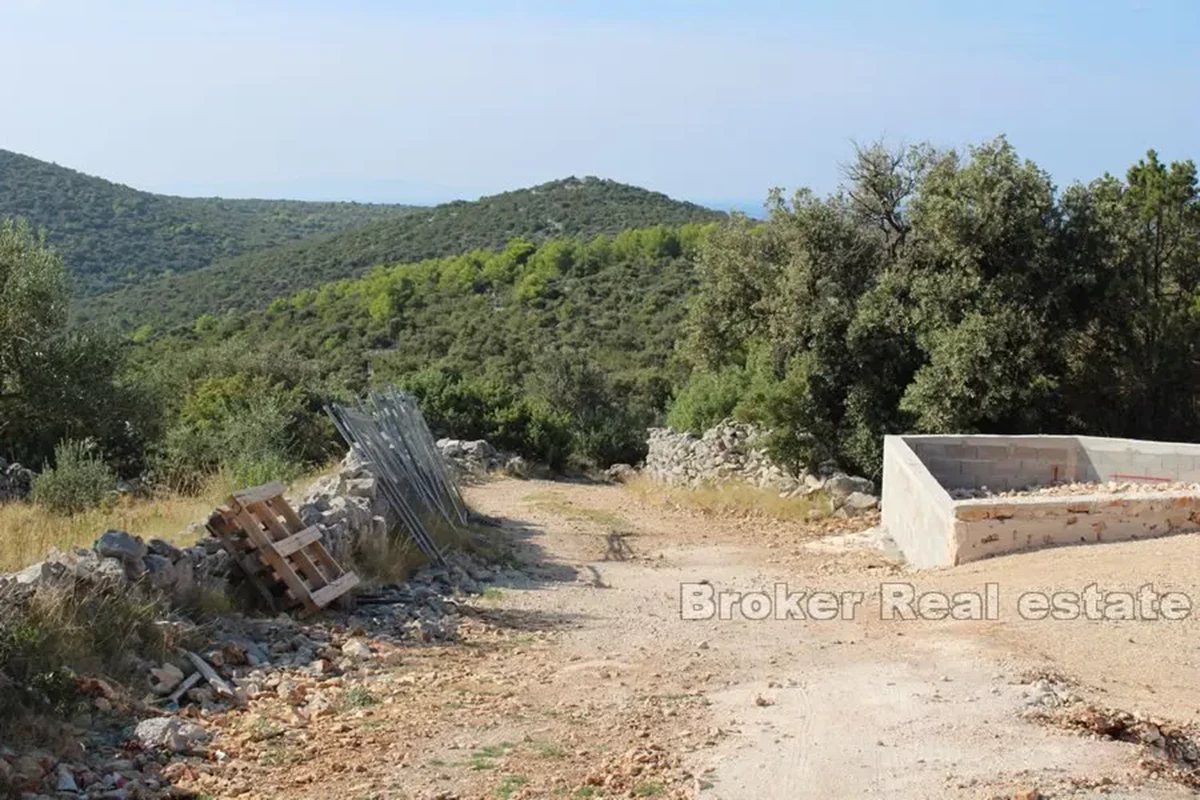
[203,477,1200,799]
[464,478,1200,799]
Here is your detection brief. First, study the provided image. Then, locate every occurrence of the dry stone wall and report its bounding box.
[641,419,879,510]
[435,438,527,478]
[0,451,402,604]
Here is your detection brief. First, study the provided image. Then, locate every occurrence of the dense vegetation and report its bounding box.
[78,177,724,328]
[675,138,1200,477]
[4,136,1199,513]
[0,149,416,296]
[130,224,713,479]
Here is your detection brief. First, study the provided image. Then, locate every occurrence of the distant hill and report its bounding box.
[79,176,725,328]
[0,149,418,296]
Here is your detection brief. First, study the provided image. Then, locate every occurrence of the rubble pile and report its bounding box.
[1023,673,1200,789]
[0,538,522,797]
[1,529,218,599]
[0,457,33,502]
[642,419,879,512]
[435,437,527,478]
[0,451,424,608]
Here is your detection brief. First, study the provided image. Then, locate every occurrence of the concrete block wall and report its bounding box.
[1077,436,1200,483]
[906,435,1080,491]
[881,433,1200,568]
[881,436,955,568]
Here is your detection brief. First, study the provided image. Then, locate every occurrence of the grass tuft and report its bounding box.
[0,578,173,724]
[524,490,629,528]
[341,685,380,709]
[623,475,832,522]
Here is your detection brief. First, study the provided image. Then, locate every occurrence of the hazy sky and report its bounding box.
[2,0,1197,209]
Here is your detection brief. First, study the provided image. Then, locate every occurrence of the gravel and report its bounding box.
[950,480,1200,500]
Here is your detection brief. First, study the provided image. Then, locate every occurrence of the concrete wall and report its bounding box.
[881,436,955,568]
[905,434,1080,491]
[881,434,1200,568]
[1077,436,1200,484]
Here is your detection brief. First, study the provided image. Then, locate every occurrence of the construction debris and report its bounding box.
[327,386,471,565]
[206,483,359,615]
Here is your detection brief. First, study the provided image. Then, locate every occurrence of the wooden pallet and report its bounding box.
[206,481,359,615]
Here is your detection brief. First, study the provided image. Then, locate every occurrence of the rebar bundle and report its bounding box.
[326,387,467,565]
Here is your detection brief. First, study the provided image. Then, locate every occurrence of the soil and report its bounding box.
[169,477,1200,799]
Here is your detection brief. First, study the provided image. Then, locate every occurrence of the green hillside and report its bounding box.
[79,177,725,328]
[7,134,1198,498]
[125,223,715,474]
[0,149,417,296]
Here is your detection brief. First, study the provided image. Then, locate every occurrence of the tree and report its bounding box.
[677,137,1200,478]
[0,218,66,391]
[0,217,146,469]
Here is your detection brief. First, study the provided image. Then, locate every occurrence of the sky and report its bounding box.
[1,0,1198,211]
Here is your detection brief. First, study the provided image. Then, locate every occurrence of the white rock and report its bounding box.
[845,492,879,512]
[55,764,78,792]
[134,717,211,752]
[149,662,186,695]
[341,638,373,659]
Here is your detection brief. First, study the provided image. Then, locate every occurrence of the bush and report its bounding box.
[30,439,116,515]
[399,369,575,469]
[0,580,168,720]
[155,377,313,491]
[527,352,649,468]
[666,367,750,434]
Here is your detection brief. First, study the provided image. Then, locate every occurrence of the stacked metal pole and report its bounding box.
[326,387,468,565]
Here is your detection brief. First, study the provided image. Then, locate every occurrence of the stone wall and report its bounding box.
[296,448,396,566]
[436,438,527,478]
[1,451,401,604]
[641,419,878,509]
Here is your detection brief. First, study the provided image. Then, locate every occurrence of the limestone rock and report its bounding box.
[605,463,636,483]
[825,474,875,497]
[95,530,147,565]
[844,492,879,512]
[143,554,177,591]
[147,538,183,561]
[341,638,372,660]
[148,662,186,695]
[134,717,210,752]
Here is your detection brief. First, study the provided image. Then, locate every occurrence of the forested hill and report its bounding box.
[77,177,725,329]
[0,149,418,296]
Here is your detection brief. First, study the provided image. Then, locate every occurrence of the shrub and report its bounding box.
[156,378,311,491]
[0,579,168,721]
[666,367,750,434]
[30,439,115,515]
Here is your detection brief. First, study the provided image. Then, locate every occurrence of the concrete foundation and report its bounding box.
[882,434,1200,567]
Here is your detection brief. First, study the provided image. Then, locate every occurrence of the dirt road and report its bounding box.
[205,477,1200,799]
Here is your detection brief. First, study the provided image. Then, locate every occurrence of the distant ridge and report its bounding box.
[0,149,417,296]
[78,176,725,328]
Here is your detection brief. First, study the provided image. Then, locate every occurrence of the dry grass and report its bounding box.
[523,489,630,529]
[0,468,332,574]
[623,475,833,522]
